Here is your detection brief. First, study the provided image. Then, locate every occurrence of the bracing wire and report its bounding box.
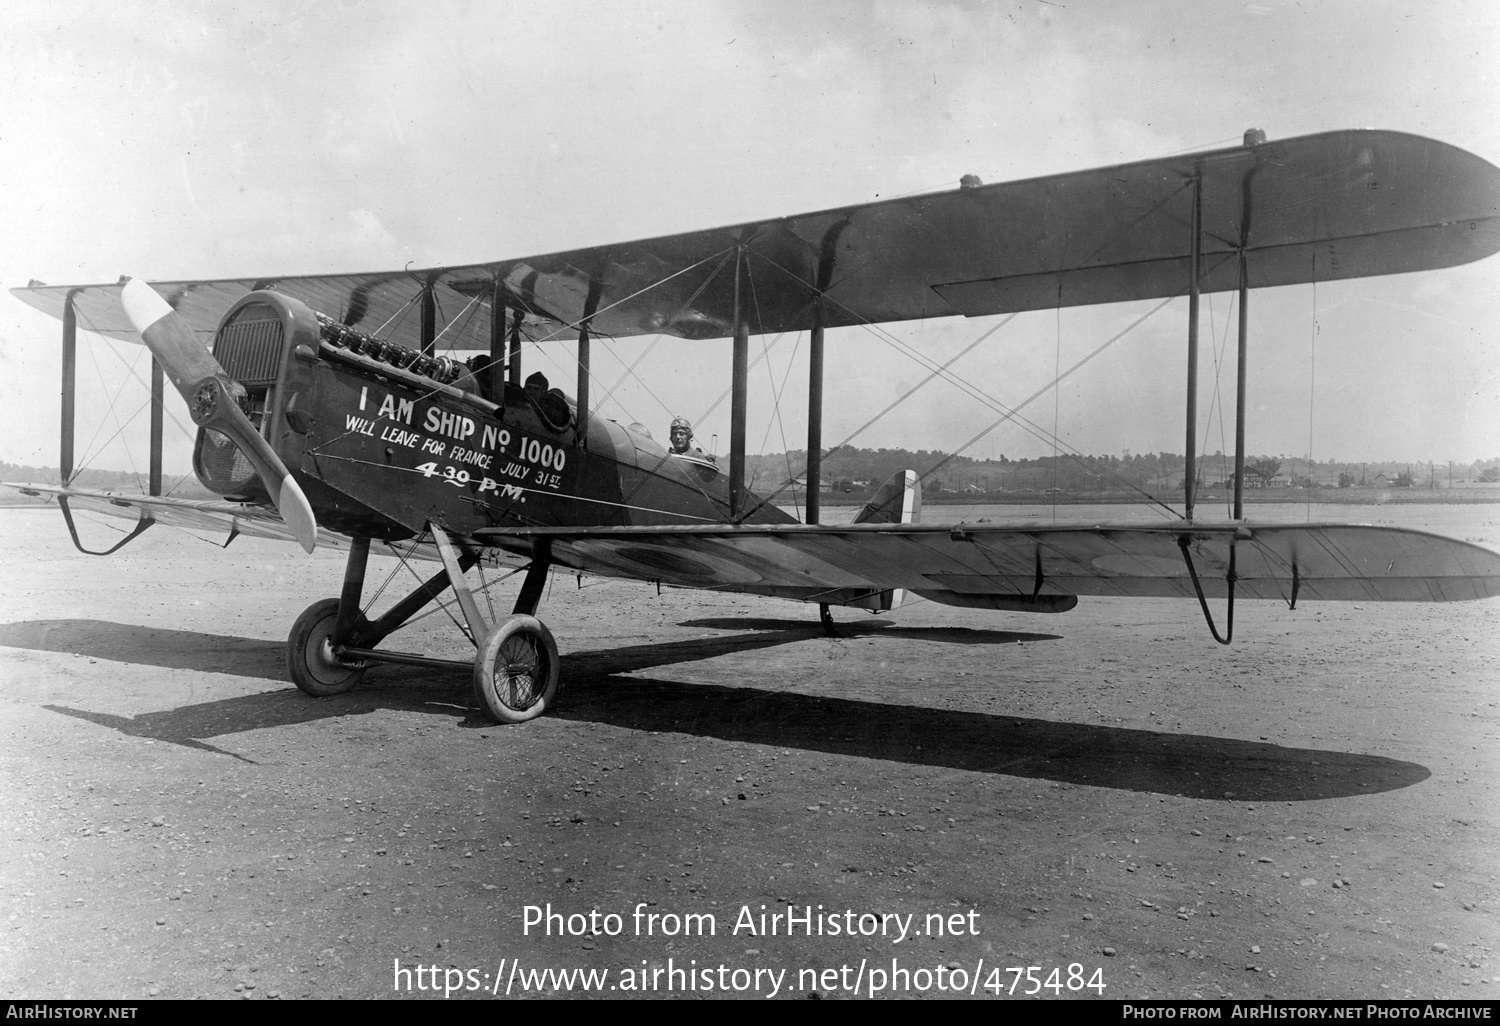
[80,336,145,487]
[738,230,1216,512]
[908,293,1188,515]
[745,267,802,520]
[1202,290,1235,517]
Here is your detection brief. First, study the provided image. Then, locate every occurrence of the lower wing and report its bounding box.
[13,483,1498,607]
[5,482,330,547]
[475,521,1500,607]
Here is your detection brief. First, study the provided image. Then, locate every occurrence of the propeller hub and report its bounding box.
[188,376,249,427]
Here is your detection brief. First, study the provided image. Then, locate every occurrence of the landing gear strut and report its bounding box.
[284,528,559,723]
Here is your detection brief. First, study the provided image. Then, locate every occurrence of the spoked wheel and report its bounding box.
[287,598,369,697]
[472,614,560,723]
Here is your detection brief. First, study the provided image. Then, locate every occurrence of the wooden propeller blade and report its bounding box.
[120,278,317,553]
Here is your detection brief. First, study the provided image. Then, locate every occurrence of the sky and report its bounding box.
[1,0,1497,482]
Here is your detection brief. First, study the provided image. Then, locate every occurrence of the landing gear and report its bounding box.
[282,528,560,723]
[472,615,560,723]
[287,597,369,696]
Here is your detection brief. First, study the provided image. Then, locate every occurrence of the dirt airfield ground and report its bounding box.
[0,506,1497,1001]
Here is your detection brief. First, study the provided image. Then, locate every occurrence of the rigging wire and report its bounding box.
[371,288,423,339]
[80,337,144,488]
[861,317,1174,507]
[767,333,804,518]
[1201,290,1235,517]
[64,309,185,490]
[736,253,1205,521]
[514,247,736,349]
[588,249,737,417]
[745,266,803,518]
[591,333,679,421]
[496,247,738,430]
[732,313,1017,521]
[431,292,483,352]
[909,293,1187,512]
[737,216,1210,509]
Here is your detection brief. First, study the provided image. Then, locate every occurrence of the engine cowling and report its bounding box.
[192,292,320,499]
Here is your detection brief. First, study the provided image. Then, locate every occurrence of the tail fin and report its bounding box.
[852,468,922,527]
[847,470,922,611]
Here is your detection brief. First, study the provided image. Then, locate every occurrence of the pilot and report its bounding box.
[668,416,716,462]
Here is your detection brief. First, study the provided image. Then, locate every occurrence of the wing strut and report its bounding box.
[729,246,749,518]
[488,278,508,399]
[54,289,164,555]
[806,306,825,525]
[1233,131,1264,520]
[149,357,164,495]
[804,221,843,525]
[420,278,437,357]
[577,278,603,449]
[60,291,77,485]
[1230,129,1266,522]
[508,307,525,387]
[1184,169,1203,520]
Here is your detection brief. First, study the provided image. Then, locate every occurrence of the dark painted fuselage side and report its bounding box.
[197,290,794,542]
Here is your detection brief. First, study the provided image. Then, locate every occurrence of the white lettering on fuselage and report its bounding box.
[380,425,422,448]
[341,387,563,494]
[378,394,414,424]
[423,406,476,441]
[448,447,492,469]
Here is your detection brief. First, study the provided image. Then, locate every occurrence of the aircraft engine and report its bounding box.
[192,291,322,500]
[314,315,469,386]
[193,291,474,502]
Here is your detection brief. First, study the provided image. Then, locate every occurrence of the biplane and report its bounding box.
[9,127,1500,723]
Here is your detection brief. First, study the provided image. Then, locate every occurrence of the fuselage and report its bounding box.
[193,291,793,541]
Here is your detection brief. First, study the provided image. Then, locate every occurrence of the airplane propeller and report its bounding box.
[120,278,318,553]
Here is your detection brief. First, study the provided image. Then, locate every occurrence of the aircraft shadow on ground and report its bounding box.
[553,670,1431,801]
[0,619,288,679]
[6,618,1428,799]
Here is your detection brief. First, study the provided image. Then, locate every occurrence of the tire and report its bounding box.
[472,615,560,723]
[287,598,368,697]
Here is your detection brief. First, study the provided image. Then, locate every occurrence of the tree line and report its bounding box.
[743,449,1500,496]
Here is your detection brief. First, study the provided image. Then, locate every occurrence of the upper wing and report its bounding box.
[474,521,1500,605]
[12,130,1500,349]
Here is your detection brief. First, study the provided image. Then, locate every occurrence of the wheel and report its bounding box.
[287,598,368,697]
[472,615,560,723]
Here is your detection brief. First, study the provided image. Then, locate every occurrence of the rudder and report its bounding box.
[847,469,921,611]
